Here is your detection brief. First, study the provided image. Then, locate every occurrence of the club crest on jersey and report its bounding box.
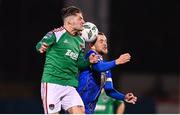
[49,104,55,110]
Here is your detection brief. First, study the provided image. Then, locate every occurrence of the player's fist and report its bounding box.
[115,53,131,65]
[124,93,137,104]
[89,53,98,64]
[39,42,48,53]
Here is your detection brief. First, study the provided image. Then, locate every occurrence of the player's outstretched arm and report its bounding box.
[104,78,137,104]
[104,78,125,100]
[93,60,116,72]
[93,53,131,72]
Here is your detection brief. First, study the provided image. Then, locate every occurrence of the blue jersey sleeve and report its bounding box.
[104,77,125,100]
[85,50,97,59]
[86,50,116,72]
[93,60,116,72]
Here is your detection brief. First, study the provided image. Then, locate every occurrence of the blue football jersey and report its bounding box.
[77,50,125,114]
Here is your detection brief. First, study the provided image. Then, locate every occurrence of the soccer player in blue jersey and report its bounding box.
[77,32,137,114]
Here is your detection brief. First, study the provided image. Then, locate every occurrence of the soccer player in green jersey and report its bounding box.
[36,6,98,114]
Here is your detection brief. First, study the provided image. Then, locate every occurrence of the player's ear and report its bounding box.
[65,16,73,25]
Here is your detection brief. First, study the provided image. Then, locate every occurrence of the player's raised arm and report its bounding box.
[36,31,56,53]
[93,60,116,72]
[92,53,131,72]
[104,77,125,100]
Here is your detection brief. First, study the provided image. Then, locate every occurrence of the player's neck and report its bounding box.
[63,24,76,36]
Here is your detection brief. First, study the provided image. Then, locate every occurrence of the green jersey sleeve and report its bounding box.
[36,31,56,53]
[77,50,90,70]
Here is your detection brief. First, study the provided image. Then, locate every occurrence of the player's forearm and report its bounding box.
[104,81,125,100]
[106,90,125,100]
[93,60,116,72]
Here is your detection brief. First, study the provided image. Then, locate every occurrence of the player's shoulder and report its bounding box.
[52,27,67,42]
[87,50,97,55]
[51,26,67,35]
[52,26,65,32]
[85,50,97,58]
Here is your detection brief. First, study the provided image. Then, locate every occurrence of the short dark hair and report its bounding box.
[90,32,105,45]
[61,6,82,21]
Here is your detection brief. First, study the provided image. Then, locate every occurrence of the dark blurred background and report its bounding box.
[0,0,179,113]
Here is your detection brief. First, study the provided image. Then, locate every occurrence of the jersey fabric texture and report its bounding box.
[77,50,125,114]
[36,27,89,87]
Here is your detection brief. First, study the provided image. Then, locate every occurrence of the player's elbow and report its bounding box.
[105,89,114,97]
[104,82,114,90]
[36,44,41,53]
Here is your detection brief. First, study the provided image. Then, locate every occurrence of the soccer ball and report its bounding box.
[81,22,98,42]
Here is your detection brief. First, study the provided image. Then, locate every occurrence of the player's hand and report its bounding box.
[89,53,98,64]
[124,93,137,104]
[39,42,48,53]
[115,53,131,65]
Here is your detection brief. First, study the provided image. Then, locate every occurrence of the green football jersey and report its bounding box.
[36,27,89,87]
[94,91,114,114]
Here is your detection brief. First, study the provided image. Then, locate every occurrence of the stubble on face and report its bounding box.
[71,13,84,32]
[95,35,108,55]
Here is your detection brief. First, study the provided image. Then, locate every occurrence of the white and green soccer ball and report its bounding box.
[81,22,98,42]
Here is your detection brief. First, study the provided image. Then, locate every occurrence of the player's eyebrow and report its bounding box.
[79,15,83,20]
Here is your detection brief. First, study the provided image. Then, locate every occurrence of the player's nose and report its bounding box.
[82,19,85,24]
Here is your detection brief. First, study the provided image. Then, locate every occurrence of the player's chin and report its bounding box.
[103,49,108,54]
[102,50,108,55]
[74,27,83,32]
[78,26,84,31]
